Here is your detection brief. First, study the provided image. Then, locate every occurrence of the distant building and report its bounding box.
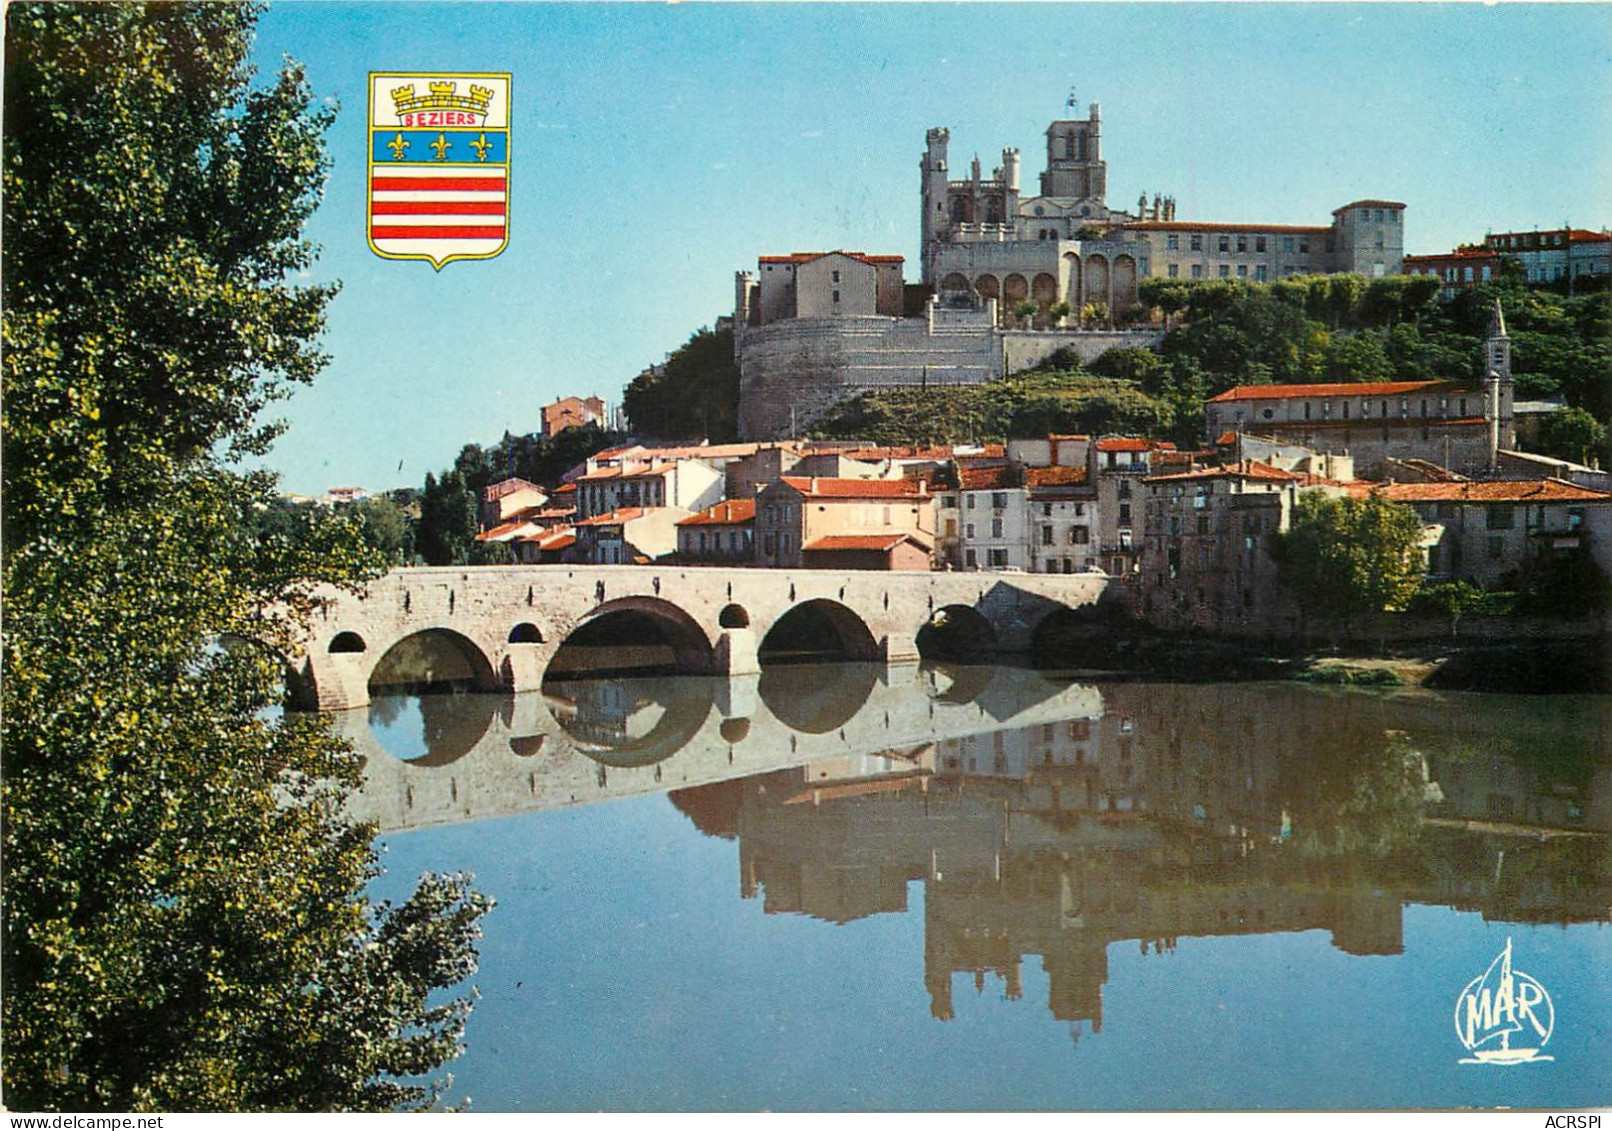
[1138,461,1352,635]
[541,395,609,437]
[736,251,906,328]
[480,477,548,529]
[1402,246,1504,298]
[676,499,756,565]
[754,477,935,570]
[572,506,689,565]
[1378,478,1612,588]
[1481,228,1611,286]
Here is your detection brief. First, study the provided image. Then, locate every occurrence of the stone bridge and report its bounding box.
[292,565,1108,711]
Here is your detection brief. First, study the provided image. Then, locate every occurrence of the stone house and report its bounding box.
[1138,461,1352,635]
[480,476,547,529]
[754,477,935,570]
[572,506,690,565]
[676,499,756,565]
[1377,478,1612,589]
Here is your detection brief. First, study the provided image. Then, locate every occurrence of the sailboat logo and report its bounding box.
[1453,938,1555,1065]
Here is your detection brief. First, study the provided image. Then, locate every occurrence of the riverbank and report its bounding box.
[1036,621,1608,694]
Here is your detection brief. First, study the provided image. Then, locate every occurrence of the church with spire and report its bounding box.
[1201,298,1513,480]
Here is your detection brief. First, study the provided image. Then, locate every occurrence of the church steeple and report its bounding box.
[1485,297,1511,382]
[1485,298,1513,469]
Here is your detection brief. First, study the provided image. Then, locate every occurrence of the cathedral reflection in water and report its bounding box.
[347,665,1611,1033]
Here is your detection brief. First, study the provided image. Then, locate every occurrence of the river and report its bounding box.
[344,664,1612,1111]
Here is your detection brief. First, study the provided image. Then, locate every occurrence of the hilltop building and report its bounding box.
[921,103,1406,319]
[734,100,1404,440]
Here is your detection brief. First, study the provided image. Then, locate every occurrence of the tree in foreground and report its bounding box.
[3,2,488,1111]
[1272,491,1427,645]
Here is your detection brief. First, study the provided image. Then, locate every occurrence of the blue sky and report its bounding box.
[246,2,1612,495]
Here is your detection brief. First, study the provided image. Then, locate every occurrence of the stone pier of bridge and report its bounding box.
[290,565,1109,711]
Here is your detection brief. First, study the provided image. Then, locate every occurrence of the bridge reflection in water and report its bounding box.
[346,671,1611,1036]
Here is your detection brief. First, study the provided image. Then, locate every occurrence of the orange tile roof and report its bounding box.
[475,519,543,542]
[1096,437,1174,452]
[1214,430,1239,446]
[574,507,649,527]
[1379,478,1612,504]
[803,533,934,553]
[517,526,577,549]
[1208,380,1468,403]
[778,476,929,499]
[958,467,1018,491]
[1025,465,1090,487]
[554,482,577,494]
[483,477,542,501]
[758,251,904,266]
[1144,460,1307,484]
[677,499,756,527]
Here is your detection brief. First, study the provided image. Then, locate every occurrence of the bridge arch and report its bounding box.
[758,598,880,665]
[915,604,998,662]
[368,626,500,695]
[546,595,713,679]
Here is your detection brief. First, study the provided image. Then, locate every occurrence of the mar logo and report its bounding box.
[1454,937,1555,1065]
[368,72,510,269]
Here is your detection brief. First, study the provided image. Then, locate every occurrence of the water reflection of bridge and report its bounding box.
[342,663,1104,833]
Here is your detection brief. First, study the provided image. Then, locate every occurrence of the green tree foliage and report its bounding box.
[2,3,488,1110]
[622,326,739,441]
[1272,492,1427,637]
[1535,406,1610,467]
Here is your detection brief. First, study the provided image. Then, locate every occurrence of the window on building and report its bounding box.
[1487,505,1514,530]
[991,518,1004,538]
[989,548,1008,568]
[1190,235,1203,251]
[1042,525,1054,545]
[1237,265,1247,278]
[991,493,1007,510]
[1043,503,1053,517]
[966,495,975,509]
[1282,236,1294,252]
[1255,266,1268,282]
[1256,236,1267,252]
[1299,239,1309,253]
[1191,264,1203,280]
[965,549,977,568]
[1070,526,1089,544]
[1167,235,1179,250]
[1218,235,1230,252]
[965,523,975,539]
[1119,503,1132,525]
[832,270,840,283]
[1168,264,1179,278]
[1219,265,1230,278]
[1304,402,1312,420]
[1197,515,1210,534]
[1236,236,1248,252]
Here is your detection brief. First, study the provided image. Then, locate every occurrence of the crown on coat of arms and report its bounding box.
[391,81,495,115]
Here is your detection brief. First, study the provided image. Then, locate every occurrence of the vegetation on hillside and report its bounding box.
[2,4,488,1109]
[622,326,740,441]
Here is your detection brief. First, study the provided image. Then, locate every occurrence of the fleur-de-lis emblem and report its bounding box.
[470,132,492,162]
[387,132,409,161]
[430,132,452,161]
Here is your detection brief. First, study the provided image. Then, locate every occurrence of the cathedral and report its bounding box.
[922,102,1406,325]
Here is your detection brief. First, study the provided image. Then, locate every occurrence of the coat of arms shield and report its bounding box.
[367,71,510,269]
